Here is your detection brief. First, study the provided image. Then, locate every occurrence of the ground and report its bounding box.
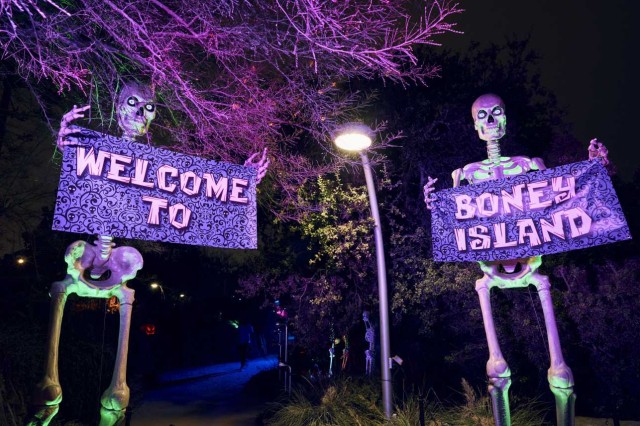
[133,355,278,426]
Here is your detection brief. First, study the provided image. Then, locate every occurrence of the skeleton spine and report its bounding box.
[97,235,114,260]
[487,139,501,165]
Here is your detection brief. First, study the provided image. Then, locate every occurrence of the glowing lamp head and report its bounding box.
[150,282,160,289]
[333,123,374,151]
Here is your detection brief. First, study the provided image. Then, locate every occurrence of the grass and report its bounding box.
[264,377,550,426]
[265,376,386,425]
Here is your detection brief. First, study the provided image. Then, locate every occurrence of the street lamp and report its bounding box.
[150,282,165,300]
[333,122,393,419]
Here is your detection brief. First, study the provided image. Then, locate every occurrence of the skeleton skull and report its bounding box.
[117,82,156,139]
[471,93,506,142]
[362,311,370,322]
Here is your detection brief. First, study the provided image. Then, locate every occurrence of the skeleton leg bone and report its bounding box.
[532,273,575,426]
[29,237,142,425]
[99,286,135,426]
[26,279,71,426]
[476,276,512,426]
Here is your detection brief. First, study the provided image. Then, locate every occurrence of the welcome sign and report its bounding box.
[53,127,258,249]
[431,160,631,262]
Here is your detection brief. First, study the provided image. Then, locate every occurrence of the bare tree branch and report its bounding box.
[1,0,463,219]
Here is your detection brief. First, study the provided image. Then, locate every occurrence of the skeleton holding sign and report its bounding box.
[28,82,269,426]
[423,94,609,426]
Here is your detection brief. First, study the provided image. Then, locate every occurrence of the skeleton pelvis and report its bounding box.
[478,256,542,289]
[64,240,143,290]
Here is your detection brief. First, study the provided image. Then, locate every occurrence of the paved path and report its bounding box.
[132,356,278,426]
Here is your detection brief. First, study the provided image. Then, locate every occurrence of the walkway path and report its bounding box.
[132,355,279,426]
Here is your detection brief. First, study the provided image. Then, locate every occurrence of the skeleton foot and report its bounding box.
[99,384,130,426]
[25,404,59,426]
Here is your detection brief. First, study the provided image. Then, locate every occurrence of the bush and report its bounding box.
[264,377,385,425]
[264,377,550,426]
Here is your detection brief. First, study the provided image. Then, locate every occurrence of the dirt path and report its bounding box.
[132,356,278,426]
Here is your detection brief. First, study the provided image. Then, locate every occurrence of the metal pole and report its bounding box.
[360,151,393,419]
[285,322,289,363]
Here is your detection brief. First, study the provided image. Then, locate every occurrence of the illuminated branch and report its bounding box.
[1,0,463,218]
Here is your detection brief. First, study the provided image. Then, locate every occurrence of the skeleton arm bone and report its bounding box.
[57,105,90,150]
[422,168,461,210]
[57,105,113,275]
[244,148,270,185]
[531,157,546,171]
[451,168,464,188]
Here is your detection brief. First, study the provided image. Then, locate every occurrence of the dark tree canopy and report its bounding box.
[1,0,463,218]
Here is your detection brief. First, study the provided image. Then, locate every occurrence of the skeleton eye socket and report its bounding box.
[145,104,155,112]
[127,96,138,106]
[477,110,487,119]
[492,107,503,115]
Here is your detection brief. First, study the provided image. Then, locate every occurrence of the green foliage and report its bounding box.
[264,377,548,426]
[390,224,480,336]
[554,256,640,417]
[299,174,374,274]
[265,378,385,426]
[239,173,380,352]
[0,323,41,426]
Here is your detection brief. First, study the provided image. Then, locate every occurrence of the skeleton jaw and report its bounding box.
[120,117,150,139]
[477,122,505,141]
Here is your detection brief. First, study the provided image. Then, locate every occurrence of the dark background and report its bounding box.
[440,0,640,180]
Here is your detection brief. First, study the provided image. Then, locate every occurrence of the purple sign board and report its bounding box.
[431,160,631,262]
[53,127,258,249]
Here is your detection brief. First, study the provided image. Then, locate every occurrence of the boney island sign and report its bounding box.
[431,160,631,262]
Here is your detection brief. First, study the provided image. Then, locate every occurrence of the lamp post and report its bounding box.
[334,122,393,419]
[150,282,165,300]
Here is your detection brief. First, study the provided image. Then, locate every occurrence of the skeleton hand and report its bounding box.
[423,176,438,210]
[244,148,270,185]
[588,138,609,166]
[57,104,90,150]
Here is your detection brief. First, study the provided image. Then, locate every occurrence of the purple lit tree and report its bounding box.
[239,173,378,351]
[1,0,462,217]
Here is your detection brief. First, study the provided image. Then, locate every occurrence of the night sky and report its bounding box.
[439,0,640,180]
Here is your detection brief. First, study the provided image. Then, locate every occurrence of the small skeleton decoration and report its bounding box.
[341,333,350,371]
[363,310,375,377]
[328,326,336,377]
[423,94,609,426]
[29,82,269,426]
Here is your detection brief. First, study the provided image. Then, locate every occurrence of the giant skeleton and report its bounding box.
[27,82,269,426]
[423,94,609,426]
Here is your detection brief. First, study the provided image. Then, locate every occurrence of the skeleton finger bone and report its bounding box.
[423,176,438,210]
[588,138,610,166]
[244,148,270,184]
[57,104,90,150]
